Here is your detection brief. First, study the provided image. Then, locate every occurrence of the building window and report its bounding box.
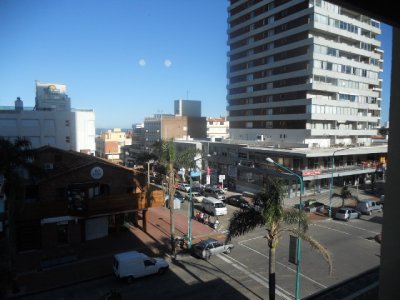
[65,120,70,126]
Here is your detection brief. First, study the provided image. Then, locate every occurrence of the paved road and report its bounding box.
[22,207,382,300]
[228,211,382,299]
[18,185,382,300]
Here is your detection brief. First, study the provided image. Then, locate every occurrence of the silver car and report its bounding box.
[192,238,234,260]
[335,207,360,221]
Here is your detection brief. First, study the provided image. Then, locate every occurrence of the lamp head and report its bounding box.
[266,157,274,163]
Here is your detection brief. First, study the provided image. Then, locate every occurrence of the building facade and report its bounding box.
[95,128,132,163]
[174,99,202,117]
[1,83,95,154]
[9,146,164,273]
[143,114,206,152]
[207,117,230,140]
[227,0,382,147]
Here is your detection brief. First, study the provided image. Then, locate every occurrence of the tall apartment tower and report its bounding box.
[227,0,383,147]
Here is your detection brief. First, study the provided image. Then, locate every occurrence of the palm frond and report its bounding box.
[331,193,343,199]
[282,209,308,232]
[226,208,265,241]
[292,228,333,275]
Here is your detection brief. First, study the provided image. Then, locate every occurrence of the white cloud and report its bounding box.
[138,58,146,66]
[164,59,172,68]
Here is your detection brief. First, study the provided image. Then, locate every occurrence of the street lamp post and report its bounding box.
[328,148,350,218]
[187,155,210,249]
[266,158,303,300]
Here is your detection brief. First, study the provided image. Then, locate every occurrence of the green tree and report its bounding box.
[0,137,39,245]
[227,177,332,300]
[159,140,201,256]
[0,137,39,294]
[378,126,389,136]
[332,185,358,207]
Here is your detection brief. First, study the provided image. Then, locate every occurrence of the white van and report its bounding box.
[202,197,227,216]
[356,200,382,215]
[113,251,169,282]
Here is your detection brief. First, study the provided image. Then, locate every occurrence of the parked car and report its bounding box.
[191,186,202,194]
[356,200,382,215]
[177,183,190,192]
[185,191,205,203]
[113,251,169,282]
[334,207,360,221]
[225,195,250,209]
[192,238,234,260]
[203,186,226,201]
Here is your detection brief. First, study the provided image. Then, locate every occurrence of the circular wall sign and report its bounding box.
[90,166,104,179]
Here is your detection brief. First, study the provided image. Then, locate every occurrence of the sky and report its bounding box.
[0,0,392,129]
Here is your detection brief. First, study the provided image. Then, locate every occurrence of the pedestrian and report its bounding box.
[204,214,209,225]
[214,217,219,230]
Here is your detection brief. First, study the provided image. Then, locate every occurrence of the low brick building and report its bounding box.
[12,146,164,272]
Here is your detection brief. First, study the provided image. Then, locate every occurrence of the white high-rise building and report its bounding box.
[227,0,382,147]
[0,82,95,154]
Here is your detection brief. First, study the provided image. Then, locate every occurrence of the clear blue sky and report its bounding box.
[0,0,392,129]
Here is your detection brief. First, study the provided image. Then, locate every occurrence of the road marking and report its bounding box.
[240,236,265,243]
[312,224,351,235]
[238,242,327,289]
[217,254,293,300]
[318,220,380,235]
[334,221,380,235]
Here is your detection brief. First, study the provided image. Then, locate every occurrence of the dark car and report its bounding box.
[192,238,234,260]
[225,195,250,209]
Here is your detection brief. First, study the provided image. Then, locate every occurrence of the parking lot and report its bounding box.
[175,189,383,299]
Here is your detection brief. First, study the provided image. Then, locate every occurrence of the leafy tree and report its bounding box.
[0,137,39,244]
[0,137,40,293]
[378,126,389,136]
[227,177,332,300]
[331,185,358,207]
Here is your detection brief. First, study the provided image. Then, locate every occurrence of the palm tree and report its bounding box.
[332,185,358,207]
[159,140,201,256]
[227,177,332,300]
[160,140,178,255]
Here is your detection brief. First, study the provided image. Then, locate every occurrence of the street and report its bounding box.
[21,194,382,300]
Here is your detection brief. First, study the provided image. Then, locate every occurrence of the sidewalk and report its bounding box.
[282,186,379,210]
[9,207,224,298]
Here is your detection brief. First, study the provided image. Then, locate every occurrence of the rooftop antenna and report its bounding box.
[186,90,189,100]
